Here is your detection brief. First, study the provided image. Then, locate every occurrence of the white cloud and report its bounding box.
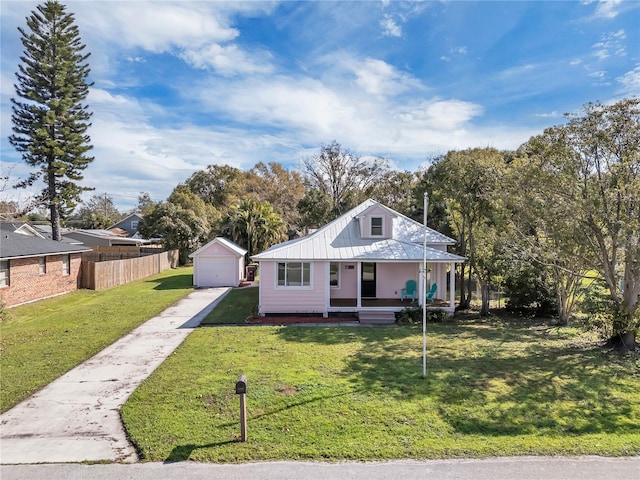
[74,2,239,52]
[352,58,420,96]
[180,43,274,76]
[593,0,624,19]
[592,29,626,60]
[441,46,467,62]
[534,111,562,119]
[617,65,640,95]
[393,100,484,130]
[380,15,402,37]
[68,1,275,78]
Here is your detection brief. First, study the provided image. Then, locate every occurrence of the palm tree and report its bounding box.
[222,200,286,257]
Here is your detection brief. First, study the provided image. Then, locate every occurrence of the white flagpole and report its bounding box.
[423,192,428,378]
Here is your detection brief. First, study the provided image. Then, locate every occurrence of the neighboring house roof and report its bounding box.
[189,237,248,258]
[63,229,148,245]
[108,213,144,236]
[0,222,45,238]
[108,227,131,237]
[252,199,465,263]
[29,224,85,244]
[0,225,92,260]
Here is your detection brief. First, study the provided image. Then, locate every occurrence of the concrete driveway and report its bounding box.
[0,287,230,465]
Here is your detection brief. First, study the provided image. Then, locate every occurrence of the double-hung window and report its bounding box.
[371,217,383,236]
[277,262,311,287]
[39,256,46,275]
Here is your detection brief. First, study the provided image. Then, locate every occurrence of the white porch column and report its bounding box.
[356,262,362,308]
[449,262,456,310]
[323,262,330,317]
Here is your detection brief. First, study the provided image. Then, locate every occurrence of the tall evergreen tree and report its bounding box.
[10,0,94,241]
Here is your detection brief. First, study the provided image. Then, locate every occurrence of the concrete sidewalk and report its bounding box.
[0,287,230,465]
[2,457,640,480]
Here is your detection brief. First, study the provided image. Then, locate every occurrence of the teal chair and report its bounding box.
[401,280,417,301]
[426,283,438,303]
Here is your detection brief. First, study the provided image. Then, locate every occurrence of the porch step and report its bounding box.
[358,310,397,325]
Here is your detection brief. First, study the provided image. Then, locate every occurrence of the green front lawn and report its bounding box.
[0,267,194,413]
[200,287,258,325]
[122,320,640,462]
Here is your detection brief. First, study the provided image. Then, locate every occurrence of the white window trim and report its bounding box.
[329,262,340,289]
[0,260,9,288]
[275,261,313,290]
[370,216,384,237]
[62,254,70,276]
[39,256,46,275]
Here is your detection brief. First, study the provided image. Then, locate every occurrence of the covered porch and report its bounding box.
[325,260,458,316]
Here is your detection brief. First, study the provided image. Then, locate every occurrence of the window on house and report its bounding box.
[277,262,311,287]
[39,256,46,275]
[62,255,70,276]
[371,217,383,236]
[130,220,139,230]
[0,260,9,287]
[330,262,340,288]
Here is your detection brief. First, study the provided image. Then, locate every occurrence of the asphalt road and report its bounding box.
[2,457,639,480]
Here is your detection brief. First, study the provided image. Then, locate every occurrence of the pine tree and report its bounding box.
[10,0,94,241]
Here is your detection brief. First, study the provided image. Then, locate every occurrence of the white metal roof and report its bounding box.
[189,237,247,258]
[252,199,464,263]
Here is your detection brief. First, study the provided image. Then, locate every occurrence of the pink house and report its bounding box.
[251,199,465,322]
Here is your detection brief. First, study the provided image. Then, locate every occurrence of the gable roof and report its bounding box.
[252,199,464,263]
[189,237,247,258]
[108,213,144,231]
[0,225,92,260]
[0,222,45,238]
[29,224,86,244]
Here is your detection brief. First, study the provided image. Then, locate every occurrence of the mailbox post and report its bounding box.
[235,375,247,442]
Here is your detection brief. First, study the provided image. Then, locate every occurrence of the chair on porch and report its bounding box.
[426,283,438,303]
[400,280,417,301]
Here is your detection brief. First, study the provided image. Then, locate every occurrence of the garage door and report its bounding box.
[197,257,237,287]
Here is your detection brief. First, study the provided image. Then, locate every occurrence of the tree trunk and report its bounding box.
[48,168,62,241]
[457,265,471,310]
[607,331,637,352]
[479,280,491,317]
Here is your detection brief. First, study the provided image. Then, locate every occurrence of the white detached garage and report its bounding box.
[190,237,247,287]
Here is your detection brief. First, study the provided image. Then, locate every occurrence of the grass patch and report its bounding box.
[122,319,640,462]
[200,287,258,325]
[0,267,194,413]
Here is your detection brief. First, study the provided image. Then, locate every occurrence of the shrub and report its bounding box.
[396,307,448,325]
[503,262,556,316]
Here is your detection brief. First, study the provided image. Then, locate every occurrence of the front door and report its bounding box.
[361,262,376,298]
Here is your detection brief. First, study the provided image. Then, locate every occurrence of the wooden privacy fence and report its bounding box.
[81,249,179,290]
[81,245,165,262]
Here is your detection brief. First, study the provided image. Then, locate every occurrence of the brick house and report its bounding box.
[0,223,92,307]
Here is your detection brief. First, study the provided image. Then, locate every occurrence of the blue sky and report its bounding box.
[1,1,639,212]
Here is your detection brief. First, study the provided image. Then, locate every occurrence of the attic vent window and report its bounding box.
[371,217,383,236]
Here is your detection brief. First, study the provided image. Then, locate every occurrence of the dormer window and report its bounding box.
[371,217,383,236]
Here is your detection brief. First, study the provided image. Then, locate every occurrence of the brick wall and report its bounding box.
[0,253,83,307]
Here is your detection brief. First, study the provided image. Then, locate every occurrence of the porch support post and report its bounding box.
[323,262,330,317]
[356,262,362,308]
[449,262,456,310]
